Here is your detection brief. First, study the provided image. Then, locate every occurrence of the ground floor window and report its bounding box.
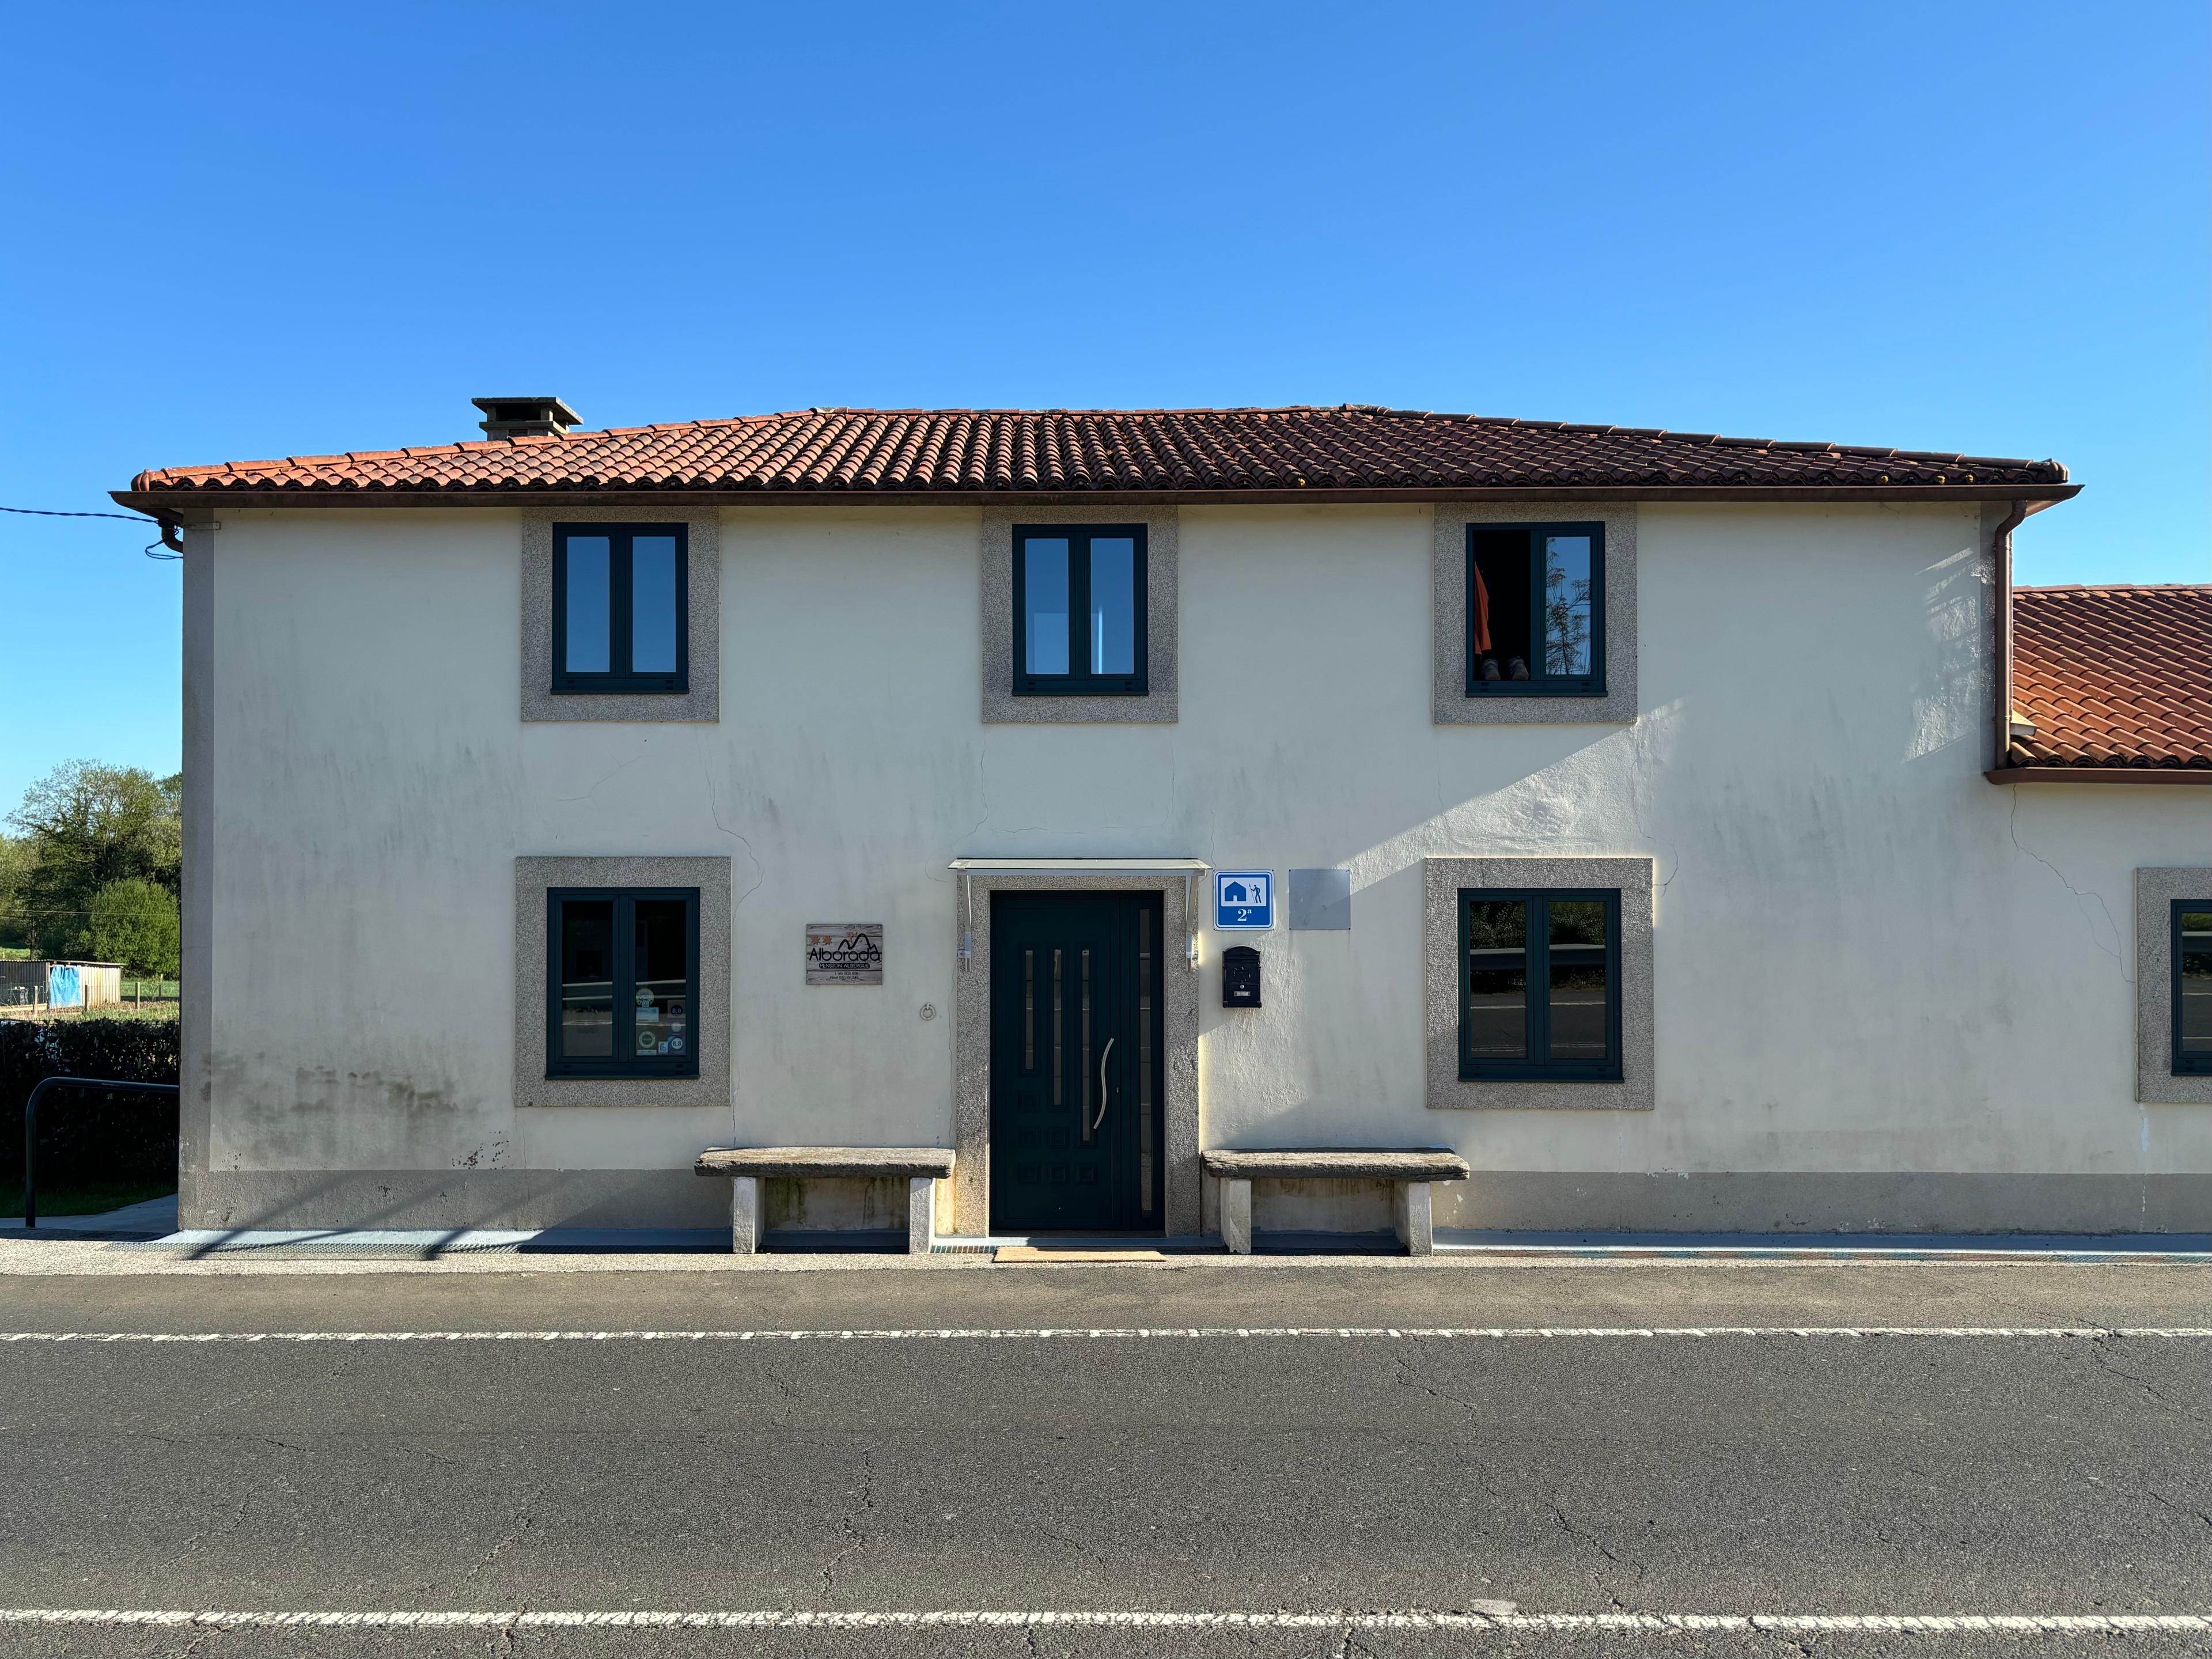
[2177,900,2212,1075]
[547,888,700,1078]
[1459,888,1622,1081]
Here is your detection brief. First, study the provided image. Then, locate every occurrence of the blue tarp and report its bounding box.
[46,964,81,1008]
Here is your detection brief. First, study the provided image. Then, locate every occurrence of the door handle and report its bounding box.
[1090,1037,1114,1134]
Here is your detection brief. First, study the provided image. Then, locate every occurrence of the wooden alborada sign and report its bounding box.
[805,923,884,986]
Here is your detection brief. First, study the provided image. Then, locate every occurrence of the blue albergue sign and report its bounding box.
[1214,870,1274,931]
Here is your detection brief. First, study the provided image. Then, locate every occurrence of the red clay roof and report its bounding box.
[2009,585,2211,771]
[124,406,2069,498]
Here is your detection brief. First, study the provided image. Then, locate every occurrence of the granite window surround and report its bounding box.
[982,506,1178,724]
[1433,503,1637,725]
[2137,867,2212,1104]
[522,508,721,722]
[1424,855,1655,1111]
[515,855,732,1110]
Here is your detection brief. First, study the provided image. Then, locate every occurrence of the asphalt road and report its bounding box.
[1,1263,2207,1658]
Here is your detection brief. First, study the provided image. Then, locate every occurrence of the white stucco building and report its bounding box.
[118,401,2212,1242]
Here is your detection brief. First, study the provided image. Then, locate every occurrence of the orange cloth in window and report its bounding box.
[1472,561,1493,654]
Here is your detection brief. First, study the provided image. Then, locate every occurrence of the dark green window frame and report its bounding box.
[2175,899,2212,1077]
[546,887,700,1080]
[552,522,690,694]
[1465,522,1605,697]
[1457,887,1622,1081]
[1012,524,1149,696]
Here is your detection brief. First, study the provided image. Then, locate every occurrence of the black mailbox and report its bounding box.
[1222,945,1262,1009]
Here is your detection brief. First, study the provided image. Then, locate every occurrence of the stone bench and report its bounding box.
[695,1147,956,1255]
[1200,1147,1472,1256]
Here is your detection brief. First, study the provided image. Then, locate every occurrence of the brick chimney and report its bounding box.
[472,396,580,439]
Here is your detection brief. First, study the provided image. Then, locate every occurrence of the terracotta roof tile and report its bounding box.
[2010,585,2211,770]
[126,406,2070,498]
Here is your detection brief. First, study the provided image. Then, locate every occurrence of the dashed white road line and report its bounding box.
[1,1325,2209,1343]
[1,1608,2206,1633]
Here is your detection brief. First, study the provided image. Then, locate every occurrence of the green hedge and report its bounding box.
[0,1015,179,1187]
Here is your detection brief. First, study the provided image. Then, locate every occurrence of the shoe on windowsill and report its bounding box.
[1480,656,1502,682]
[1506,657,1531,681]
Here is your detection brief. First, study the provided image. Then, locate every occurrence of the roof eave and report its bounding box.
[111,482,2082,515]
[1986,765,2212,786]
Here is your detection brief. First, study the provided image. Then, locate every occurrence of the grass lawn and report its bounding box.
[2,1181,175,1218]
[0,1003,180,1025]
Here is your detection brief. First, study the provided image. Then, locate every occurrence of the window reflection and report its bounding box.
[558,898,614,1057]
[1025,539,1070,675]
[1543,535,1593,677]
[631,899,690,1059]
[631,536,679,674]
[1547,899,1609,1060]
[1089,537,1137,674]
[563,537,612,673]
[2181,908,2212,1066]
[1465,899,1528,1059]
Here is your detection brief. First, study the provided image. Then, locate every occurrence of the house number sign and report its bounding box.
[805,923,884,986]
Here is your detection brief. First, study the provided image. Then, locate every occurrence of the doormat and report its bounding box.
[994,1246,1169,1264]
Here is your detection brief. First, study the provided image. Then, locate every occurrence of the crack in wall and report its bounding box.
[706,775,765,911]
[2006,790,2128,982]
[550,751,656,805]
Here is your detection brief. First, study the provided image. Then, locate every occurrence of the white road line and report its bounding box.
[0,1608,2206,1633]
[1,1325,2209,1343]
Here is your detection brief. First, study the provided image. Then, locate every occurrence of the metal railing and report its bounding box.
[20,1076,180,1229]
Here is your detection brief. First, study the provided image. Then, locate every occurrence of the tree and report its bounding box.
[0,832,32,949]
[6,762,182,955]
[1543,565,1593,678]
[79,878,181,978]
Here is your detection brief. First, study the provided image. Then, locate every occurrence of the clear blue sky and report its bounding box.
[2,2,2204,812]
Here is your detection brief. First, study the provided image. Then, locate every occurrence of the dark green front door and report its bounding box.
[990,892,1164,1233]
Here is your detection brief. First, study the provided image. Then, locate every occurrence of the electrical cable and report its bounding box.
[0,504,180,560]
[0,506,147,520]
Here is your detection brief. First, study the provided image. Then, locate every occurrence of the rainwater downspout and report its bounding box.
[1988,498,2029,773]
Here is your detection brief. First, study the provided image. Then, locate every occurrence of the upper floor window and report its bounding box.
[1459,888,1622,1081]
[2176,901,2212,1076]
[1014,525,1147,696]
[547,887,700,1078]
[1466,523,1604,695]
[554,524,688,694]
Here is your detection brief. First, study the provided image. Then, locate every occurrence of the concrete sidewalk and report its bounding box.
[0,1196,2205,1272]
[1,1228,2209,1277]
